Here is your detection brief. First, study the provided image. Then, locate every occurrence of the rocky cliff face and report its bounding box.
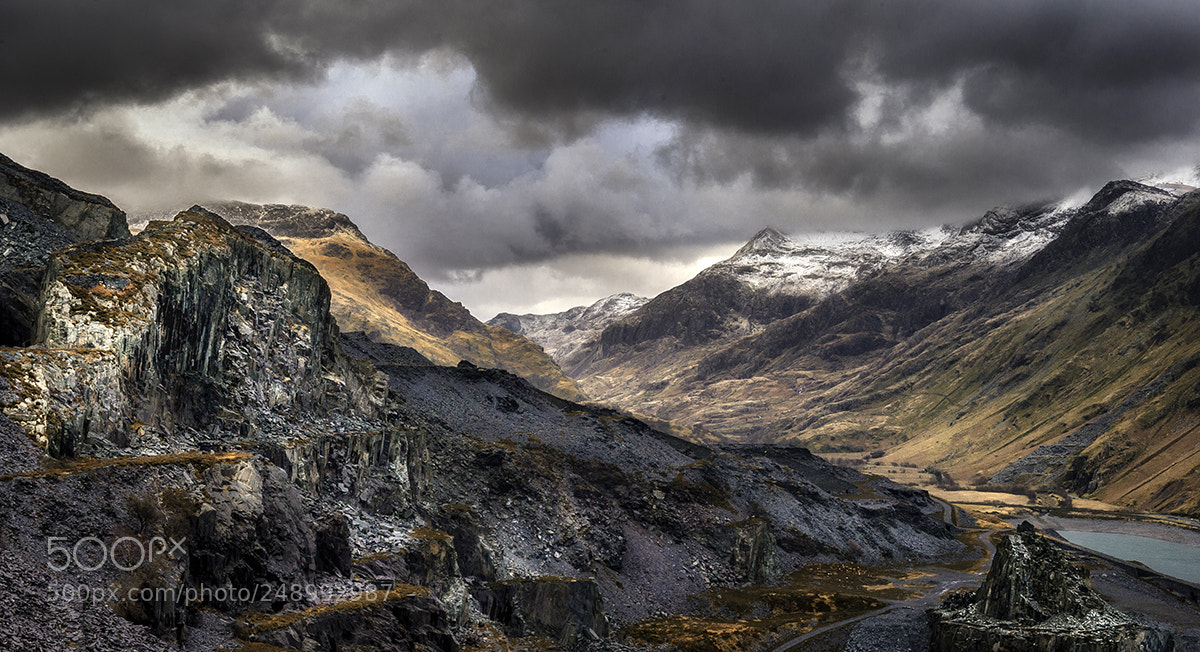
[12,206,387,456]
[132,201,585,402]
[0,198,448,649]
[0,152,132,347]
[0,152,130,241]
[931,531,1172,651]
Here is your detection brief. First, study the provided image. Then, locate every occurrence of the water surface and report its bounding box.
[1059,530,1200,584]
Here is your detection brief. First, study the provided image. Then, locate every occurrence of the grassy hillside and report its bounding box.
[278,232,585,402]
[567,187,1200,515]
[769,193,1200,513]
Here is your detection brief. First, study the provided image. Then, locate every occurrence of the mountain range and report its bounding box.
[495,180,1200,515]
[0,151,964,650]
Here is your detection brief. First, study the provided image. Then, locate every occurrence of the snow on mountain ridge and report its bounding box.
[489,292,648,363]
[709,225,954,297]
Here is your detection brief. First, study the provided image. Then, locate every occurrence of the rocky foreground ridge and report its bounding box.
[0,153,963,650]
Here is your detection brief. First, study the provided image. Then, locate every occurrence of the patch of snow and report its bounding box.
[711,226,953,297]
[490,292,649,363]
[1103,188,1175,217]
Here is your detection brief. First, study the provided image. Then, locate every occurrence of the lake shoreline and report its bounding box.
[1014,514,1200,547]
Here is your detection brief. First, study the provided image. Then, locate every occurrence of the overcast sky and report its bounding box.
[3,1,1200,319]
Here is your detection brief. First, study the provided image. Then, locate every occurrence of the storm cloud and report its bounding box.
[3,0,1200,315]
[8,1,1200,140]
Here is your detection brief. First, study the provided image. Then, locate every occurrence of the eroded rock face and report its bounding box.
[931,531,1173,651]
[247,593,459,652]
[354,530,470,624]
[5,207,388,456]
[0,152,130,241]
[190,459,317,606]
[475,577,609,648]
[713,518,781,584]
[0,197,79,345]
[257,427,428,515]
[0,347,129,455]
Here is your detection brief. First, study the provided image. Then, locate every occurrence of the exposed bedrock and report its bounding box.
[931,531,1173,651]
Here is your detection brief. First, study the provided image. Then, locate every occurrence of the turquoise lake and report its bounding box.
[1059,530,1200,585]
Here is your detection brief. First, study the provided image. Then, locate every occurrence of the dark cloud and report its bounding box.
[870,0,1200,143]
[0,0,310,120]
[7,0,1200,145]
[660,120,1125,218]
[6,0,1200,314]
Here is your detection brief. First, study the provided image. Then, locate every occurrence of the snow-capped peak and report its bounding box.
[711,226,952,298]
[733,227,790,258]
[488,292,649,364]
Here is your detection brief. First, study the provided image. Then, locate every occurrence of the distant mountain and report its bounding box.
[539,179,1200,515]
[132,201,585,401]
[489,292,647,364]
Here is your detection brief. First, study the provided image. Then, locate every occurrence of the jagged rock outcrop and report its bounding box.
[245,591,460,652]
[7,206,388,456]
[712,518,781,584]
[0,347,128,455]
[190,458,318,608]
[256,426,428,515]
[0,197,79,346]
[931,531,1173,651]
[0,151,133,346]
[0,201,452,649]
[0,152,130,241]
[354,528,471,624]
[436,503,499,583]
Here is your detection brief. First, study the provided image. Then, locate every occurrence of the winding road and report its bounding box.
[772,497,1001,652]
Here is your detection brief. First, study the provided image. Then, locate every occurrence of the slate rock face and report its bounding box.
[0,152,130,241]
[6,207,388,456]
[189,459,318,606]
[475,577,609,648]
[248,593,460,652]
[0,162,117,345]
[931,532,1173,651]
[712,517,782,584]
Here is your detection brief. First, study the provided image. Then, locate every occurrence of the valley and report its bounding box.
[504,180,1200,519]
[0,148,1197,651]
